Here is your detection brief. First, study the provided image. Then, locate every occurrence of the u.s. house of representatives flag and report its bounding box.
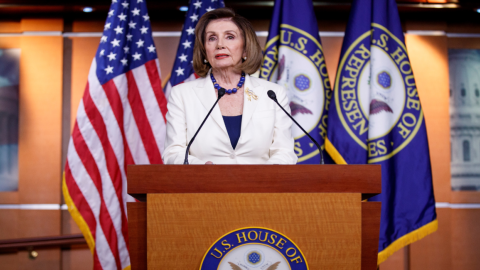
[163,0,224,98]
[260,0,331,164]
[62,0,167,269]
[326,0,437,264]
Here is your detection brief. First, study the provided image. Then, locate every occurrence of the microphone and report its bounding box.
[267,90,324,164]
[184,88,226,164]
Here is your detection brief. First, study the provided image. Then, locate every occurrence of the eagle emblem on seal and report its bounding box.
[228,261,281,270]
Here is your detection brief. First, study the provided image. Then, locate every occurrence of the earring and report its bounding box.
[204,59,208,64]
[243,57,247,60]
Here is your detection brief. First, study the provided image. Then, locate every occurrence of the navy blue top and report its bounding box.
[222,115,242,149]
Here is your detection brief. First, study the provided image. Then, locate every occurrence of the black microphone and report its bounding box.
[184,88,226,164]
[267,90,324,164]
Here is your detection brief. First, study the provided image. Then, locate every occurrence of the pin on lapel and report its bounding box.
[245,88,258,101]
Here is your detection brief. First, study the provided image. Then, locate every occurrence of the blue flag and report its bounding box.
[260,0,331,164]
[164,0,225,98]
[325,0,437,263]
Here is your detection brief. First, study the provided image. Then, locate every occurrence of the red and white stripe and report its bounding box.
[64,58,166,270]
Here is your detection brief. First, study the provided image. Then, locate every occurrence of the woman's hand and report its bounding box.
[205,161,214,165]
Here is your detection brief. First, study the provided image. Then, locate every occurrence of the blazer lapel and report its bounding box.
[241,74,261,133]
[193,75,228,136]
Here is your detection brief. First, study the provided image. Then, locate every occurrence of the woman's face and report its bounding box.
[204,18,245,71]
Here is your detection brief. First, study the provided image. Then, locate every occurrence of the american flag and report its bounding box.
[62,0,167,269]
[164,0,225,98]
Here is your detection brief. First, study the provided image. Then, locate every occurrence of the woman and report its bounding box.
[163,8,297,164]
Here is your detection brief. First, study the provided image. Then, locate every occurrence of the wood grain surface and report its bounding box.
[127,202,147,270]
[362,202,381,270]
[128,165,381,201]
[147,193,361,270]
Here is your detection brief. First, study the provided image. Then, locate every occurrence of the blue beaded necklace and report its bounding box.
[210,72,245,94]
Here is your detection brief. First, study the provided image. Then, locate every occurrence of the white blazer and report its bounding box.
[163,73,298,165]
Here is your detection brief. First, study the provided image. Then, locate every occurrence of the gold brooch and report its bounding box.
[245,88,258,101]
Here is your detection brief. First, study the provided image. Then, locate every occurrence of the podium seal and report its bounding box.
[199,227,308,270]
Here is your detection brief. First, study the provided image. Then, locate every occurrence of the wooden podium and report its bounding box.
[127,165,381,270]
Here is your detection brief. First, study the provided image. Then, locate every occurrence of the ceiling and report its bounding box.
[0,0,478,23]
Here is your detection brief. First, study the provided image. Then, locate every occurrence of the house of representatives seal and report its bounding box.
[199,227,308,270]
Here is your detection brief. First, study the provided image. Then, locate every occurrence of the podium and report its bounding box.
[127,165,381,270]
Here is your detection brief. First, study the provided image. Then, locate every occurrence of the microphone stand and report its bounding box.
[184,88,226,164]
[267,90,324,164]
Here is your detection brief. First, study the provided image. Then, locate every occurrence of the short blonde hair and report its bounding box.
[193,8,262,77]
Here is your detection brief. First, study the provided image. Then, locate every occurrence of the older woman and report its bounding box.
[163,8,297,164]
